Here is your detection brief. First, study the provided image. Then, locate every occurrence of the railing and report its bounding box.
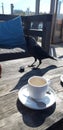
[0,14,52,53]
[52,19,63,43]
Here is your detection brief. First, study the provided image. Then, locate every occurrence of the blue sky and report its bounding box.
[0,0,63,14]
[0,0,51,14]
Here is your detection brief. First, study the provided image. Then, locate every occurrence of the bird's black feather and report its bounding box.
[25,35,56,67]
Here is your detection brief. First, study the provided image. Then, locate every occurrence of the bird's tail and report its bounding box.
[49,55,57,60]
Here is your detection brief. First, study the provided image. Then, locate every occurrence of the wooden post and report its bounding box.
[35,0,40,15]
[50,0,59,43]
[10,4,14,15]
[50,0,55,14]
[2,3,4,14]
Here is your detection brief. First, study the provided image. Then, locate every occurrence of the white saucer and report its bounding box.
[18,84,56,110]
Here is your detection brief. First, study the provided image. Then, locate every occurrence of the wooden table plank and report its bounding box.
[0,57,63,130]
[0,87,63,130]
[0,57,63,96]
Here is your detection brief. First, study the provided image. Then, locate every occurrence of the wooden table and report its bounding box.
[0,57,63,130]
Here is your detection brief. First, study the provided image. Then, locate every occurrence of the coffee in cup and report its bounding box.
[28,76,48,100]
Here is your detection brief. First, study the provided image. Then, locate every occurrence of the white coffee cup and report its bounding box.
[28,76,49,100]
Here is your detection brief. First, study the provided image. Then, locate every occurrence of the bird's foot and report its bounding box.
[28,64,36,67]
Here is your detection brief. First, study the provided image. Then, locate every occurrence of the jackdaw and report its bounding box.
[25,36,56,67]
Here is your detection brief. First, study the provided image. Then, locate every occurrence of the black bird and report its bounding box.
[25,36,56,68]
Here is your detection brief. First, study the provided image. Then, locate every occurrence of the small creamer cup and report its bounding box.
[28,76,49,100]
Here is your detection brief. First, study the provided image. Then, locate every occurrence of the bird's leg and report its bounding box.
[34,60,42,69]
[28,58,37,67]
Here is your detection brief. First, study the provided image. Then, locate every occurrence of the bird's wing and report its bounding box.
[33,44,48,59]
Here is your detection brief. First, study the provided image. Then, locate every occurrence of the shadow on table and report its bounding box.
[16,99,56,127]
[58,56,63,59]
[11,65,57,91]
[47,118,63,130]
